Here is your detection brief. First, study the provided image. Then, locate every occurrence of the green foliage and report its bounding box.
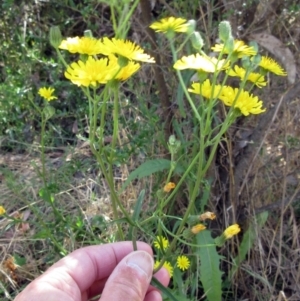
[196,231,223,301]
[121,159,183,191]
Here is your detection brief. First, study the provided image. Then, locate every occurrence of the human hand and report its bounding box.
[14,241,170,301]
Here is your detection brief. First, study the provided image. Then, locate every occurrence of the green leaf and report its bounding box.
[13,254,26,266]
[196,230,223,301]
[120,159,183,192]
[132,189,145,222]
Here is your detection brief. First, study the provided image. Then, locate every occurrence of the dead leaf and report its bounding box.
[250,32,296,84]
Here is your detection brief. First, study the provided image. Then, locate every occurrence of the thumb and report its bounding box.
[100,250,154,301]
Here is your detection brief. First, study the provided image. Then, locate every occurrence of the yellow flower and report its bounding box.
[0,206,6,215]
[153,236,169,250]
[64,56,117,87]
[177,255,190,271]
[223,224,241,239]
[227,65,267,88]
[150,16,189,33]
[59,36,103,55]
[199,211,216,221]
[163,182,176,192]
[99,37,155,63]
[259,56,287,76]
[219,86,266,116]
[38,87,57,101]
[174,54,229,72]
[191,223,206,234]
[108,55,140,81]
[154,260,174,277]
[188,79,223,99]
[212,40,257,57]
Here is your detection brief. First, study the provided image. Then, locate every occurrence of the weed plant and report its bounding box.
[0,6,288,301]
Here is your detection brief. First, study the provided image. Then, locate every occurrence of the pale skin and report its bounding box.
[14,241,170,301]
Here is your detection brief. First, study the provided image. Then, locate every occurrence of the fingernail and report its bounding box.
[126,251,153,280]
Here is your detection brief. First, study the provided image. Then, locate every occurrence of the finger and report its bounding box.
[100,251,153,301]
[145,290,162,301]
[42,241,153,293]
[86,259,170,299]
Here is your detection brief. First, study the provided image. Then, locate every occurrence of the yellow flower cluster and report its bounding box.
[146,23,285,117]
[59,36,154,87]
[189,79,266,116]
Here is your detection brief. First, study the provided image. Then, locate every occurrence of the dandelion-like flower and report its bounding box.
[99,37,155,63]
[259,56,287,76]
[163,182,176,192]
[219,86,266,116]
[212,40,257,58]
[0,206,6,215]
[199,211,216,221]
[177,255,190,271]
[59,36,103,55]
[174,54,229,72]
[153,236,169,250]
[191,223,206,234]
[38,87,57,101]
[154,260,174,277]
[227,65,267,88]
[188,79,223,99]
[223,224,241,239]
[150,17,189,33]
[64,56,117,87]
[108,55,141,81]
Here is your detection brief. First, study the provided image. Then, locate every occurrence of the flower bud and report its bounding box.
[218,21,232,43]
[186,19,196,34]
[191,31,204,50]
[225,36,235,54]
[84,29,93,38]
[49,26,62,49]
[191,223,206,234]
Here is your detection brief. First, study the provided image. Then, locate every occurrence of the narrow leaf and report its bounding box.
[196,230,223,301]
[120,159,183,192]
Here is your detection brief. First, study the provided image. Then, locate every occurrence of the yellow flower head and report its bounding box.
[150,17,189,33]
[153,236,169,250]
[227,65,267,88]
[108,55,141,81]
[59,36,103,55]
[0,206,6,215]
[191,223,206,234]
[212,40,257,58]
[177,255,190,271]
[219,86,266,116]
[99,37,155,63]
[259,56,287,76]
[163,182,176,192]
[199,211,216,221]
[38,87,57,101]
[188,79,223,99]
[64,56,118,87]
[154,260,173,277]
[223,224,241,239]
[174,54,229,73]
